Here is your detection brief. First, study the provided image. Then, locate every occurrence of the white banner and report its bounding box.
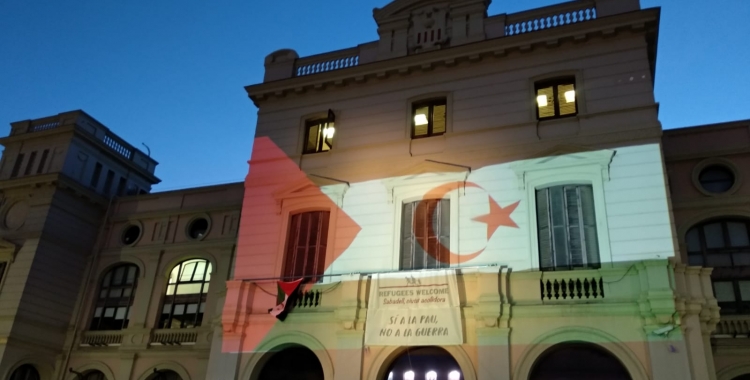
[365,269,463,346]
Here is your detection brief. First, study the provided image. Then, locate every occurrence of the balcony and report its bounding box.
[78,328,211,349]
[80,331,123,347]
[714,315,750,338]
[224,260,716,332]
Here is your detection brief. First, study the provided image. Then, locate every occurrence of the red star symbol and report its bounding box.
[472,197,520,239]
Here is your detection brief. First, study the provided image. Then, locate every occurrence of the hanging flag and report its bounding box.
[268,278,304,321]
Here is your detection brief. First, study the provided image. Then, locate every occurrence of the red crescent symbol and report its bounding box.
[415,181,520,265]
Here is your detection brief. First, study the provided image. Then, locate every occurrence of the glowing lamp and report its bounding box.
[404,371,415,380]
[536,95,548,107]
[323,126,335,138]
[414,114,429,126]
[425,371,437,380]
[448,370,461,380]
[564,90,576,103]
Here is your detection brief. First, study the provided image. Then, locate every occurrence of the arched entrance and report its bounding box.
[529,343,631,380]
[383,346,463,380]
[732,375,750,380]
[256,345,324,380]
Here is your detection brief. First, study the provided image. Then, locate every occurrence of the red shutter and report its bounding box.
[284,211,330,281]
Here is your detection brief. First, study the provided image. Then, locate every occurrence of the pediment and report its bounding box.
[272,178,322,201]
[373,0,488,23]
[510,148,616,186]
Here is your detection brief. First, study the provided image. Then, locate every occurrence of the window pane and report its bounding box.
[175,283,203,295]
[579,186,599,266]
[104,308,115,318]
[706,253,732,267]
[536,86,554,118]
[728,222,749,247]
[536,189,553,269]
[321,122,333,151]
[699,166,734,193]
[413,106,429,136]
[733,252,750,266]
[166,285,176,295]
[688,254,703,266]
[126,266,137,284]
[685,228,701,252]
[432,104,446,134]
[115,307,127,320]
[739,281,750,301]
[714,281,736,302]
[94,307,103,317]
[557,83,576,116]
[109,288,123,298]
[113,266,125,285]
[173,304,185,315]
[306,124,320,152]
[180,262,197,281]
[703,223,725,249]
[187,303,199,314]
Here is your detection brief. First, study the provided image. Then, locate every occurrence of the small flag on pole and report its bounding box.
[268,278,304,321]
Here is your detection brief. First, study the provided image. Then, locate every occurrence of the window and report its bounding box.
[187,217,209,240]
[159,259,212,329]
[412,98,446,138]
[400,199,450,270]
[0,262,6,285]
[117,177,127,196]
[10,153,24,178]
[103,170,115,195]
[535,77,577,120]
[686,219,750,314]
[9,364,40,380]
[90,264,138,331]
[24,151,37,176]
[536,185,599,271]
[698,165,735,194]
[36,149,49,174]
[121,224,142,246]
[283,211,329,281]
[303,119,334,154]
[90,162,102,188]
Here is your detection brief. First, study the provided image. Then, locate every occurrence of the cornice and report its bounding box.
[100,238,238,255]
[109,204,241,223]
[245,9,659,105]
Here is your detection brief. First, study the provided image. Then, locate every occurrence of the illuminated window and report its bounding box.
[9,365,40,380]
[537,185,599,271]
[90,264,138,331]
[401,199,450,270]
[159,259,212,328]
[686,219,750,314]
[535,77,577,120]
[412,98,446,138]
[304,118,334,154]
[284,211,329,281]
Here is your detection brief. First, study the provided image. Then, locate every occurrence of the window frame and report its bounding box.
[535,184,600,271]
[400,198,451,271]
[534,76,578,120]
[691,158,742,197]
[302,118,335,154]
[90,264,139,331]
[685,219,750,314]
[282,210,331,282]
[511,150,615,271]
[411,97,447,139]
[158,258,213,329]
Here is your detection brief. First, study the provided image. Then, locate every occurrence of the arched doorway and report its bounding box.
[9,365,40,380]
[732,375,750,380]
[529,342,630,380]
[383,346,463,380]
[257,345,324,380]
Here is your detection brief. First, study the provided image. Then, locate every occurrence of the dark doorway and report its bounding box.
[257,345,324,380]
[146,370,181,380]
[732,375,750,380]
[529,342,631,380]
[383,346,463,380]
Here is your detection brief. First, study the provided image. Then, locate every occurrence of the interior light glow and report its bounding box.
[323,126,335,138]
[425,370,437,380]
[564,90,576,103]
[536,95,548,107]
[404,371,415,380]
[388,372,393,380]
[448,370,461,380]
[414,114,429,126]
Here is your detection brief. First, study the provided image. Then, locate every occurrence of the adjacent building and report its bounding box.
[0,0,747,379]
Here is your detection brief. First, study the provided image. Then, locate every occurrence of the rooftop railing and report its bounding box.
[289,0,601,78]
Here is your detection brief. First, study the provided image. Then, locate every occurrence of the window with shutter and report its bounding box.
[536,185,599,271]
[283,211,330,281]
[401,199,450,270]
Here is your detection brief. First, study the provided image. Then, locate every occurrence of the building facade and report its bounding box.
[0,0,746,379]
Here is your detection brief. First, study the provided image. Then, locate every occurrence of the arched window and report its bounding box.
[383,346,462,380]
[147,370,182,380]
[9,364,40,380]
[686,219,750,314]
[90,264,138,330]
[257,346,323,380]
[529,342,630,379]
[159,259,212,329]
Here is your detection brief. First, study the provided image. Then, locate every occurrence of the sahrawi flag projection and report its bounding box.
[268,278,303,321]
[366,269,463,346]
